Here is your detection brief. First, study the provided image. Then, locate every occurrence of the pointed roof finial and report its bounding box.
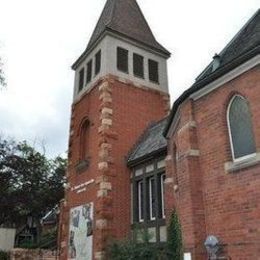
[73,0,170,69]
[87,0,169,55]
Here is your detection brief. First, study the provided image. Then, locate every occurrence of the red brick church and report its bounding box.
[58,0,260,259]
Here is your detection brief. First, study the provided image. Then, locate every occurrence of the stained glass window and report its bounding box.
[228,96,256,160]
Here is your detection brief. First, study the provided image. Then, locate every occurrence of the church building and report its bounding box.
[58,0,260,259]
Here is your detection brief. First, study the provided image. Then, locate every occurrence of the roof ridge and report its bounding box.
[218,9,260,57]
[196,9,260,81]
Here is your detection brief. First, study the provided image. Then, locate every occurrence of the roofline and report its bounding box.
[127,147,167,168]
[196,9,260,81]
[72,29,171,70]
[163,45,260,137]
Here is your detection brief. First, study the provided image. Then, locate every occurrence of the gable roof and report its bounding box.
[164,9,260,136]
[72,0,170,69]
[128,117,168,166]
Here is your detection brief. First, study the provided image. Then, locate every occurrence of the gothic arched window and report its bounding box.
[227,95,256,161]
[79,119,90,161]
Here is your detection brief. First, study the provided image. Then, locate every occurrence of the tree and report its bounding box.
[0,138,67,242]
[167,210,183,259]
[0,57,6,87]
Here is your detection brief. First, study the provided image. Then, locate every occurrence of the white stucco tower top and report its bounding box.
[72,0,171,101]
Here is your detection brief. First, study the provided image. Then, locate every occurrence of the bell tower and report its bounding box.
[59,0,171,259]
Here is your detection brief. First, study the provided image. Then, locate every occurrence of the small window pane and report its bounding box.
[158,173,166,219]
[117,47,128,73]
[148,177,156,220]
[95,50,101,75]
[133,53,144,78]
[229,96,256,159]
[86,60,92,84]
[78,68,84,92]
[137,180,144,222]
[148,59,159,83]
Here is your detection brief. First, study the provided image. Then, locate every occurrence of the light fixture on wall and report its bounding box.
[204,235,220,259]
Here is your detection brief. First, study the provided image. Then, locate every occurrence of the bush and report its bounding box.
[108,211,183,260]
[108,229,168,260]
[18,240,39,249]
[0,251,10,260]
[166,210,183,259]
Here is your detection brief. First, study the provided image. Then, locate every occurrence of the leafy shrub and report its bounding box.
[167,210,183,259]
[108,229,168,260]
[18,240,39,249]
[108,211,183,260]
[0,251,10,260]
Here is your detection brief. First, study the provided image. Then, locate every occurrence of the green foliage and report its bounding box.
[108,211,184,260]
[0,138,67,229]
[167,210,183,260]
[18,240,39,249]
[0,251,10,260]
[38,228,57,249]
[17,229,57,249]
[108,229,168,260]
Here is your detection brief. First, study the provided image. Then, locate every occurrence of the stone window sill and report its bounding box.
[225,152,260,173]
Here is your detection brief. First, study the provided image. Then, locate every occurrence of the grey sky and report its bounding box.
[0,0,258,156]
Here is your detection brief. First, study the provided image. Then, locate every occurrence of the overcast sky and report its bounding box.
[0,0,258,157]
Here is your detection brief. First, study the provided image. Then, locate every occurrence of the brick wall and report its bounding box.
[59,75,170,259]
[166,66,260,259]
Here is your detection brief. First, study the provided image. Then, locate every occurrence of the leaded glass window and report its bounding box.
[137,180,144,222]
[228,95,256,160]
[148,177,156,220]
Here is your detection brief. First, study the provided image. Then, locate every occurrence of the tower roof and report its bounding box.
[72,0,170,69]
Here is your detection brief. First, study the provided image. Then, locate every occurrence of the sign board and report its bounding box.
[68,203,93,260]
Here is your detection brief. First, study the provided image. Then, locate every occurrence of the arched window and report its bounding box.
[227,95,256,161]
[79,119,89,161]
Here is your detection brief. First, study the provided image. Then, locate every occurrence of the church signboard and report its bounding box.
[68,203,93,260]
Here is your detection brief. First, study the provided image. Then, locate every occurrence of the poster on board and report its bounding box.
[68,203,93,260]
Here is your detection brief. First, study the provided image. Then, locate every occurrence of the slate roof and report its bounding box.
[164,9,260,136]
[196,9,260,81]
[72,0,170,69]
[128,117,168,165]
